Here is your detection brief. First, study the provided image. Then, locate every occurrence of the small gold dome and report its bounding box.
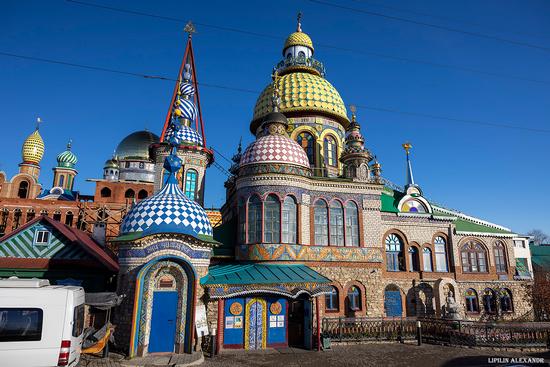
[252,72,348,132]
[283,32,314,53]
[21,129,45,165]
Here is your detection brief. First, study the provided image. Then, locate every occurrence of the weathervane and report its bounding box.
[297,12,302,32]
[349,104,357,122]
[402,141,412,155]
[35,117,42,130]
[184,21,196,37]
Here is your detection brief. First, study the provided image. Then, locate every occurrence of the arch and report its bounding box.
[129,255,196,357]
[325,286,339,312]
[422,247,433,272]
[58,174,65,187]
[384,232,406,271]
[125,189,135,199]
[465,288,479,313]
[238,197,246,244]
[344,201,359,247]
[65,211,74,226]
[263,194,280,243]
[346,285,362,314]
[323,135,338,167]
[408,245,420,272]
[482,288,497,314]
[138,189,148,200]
[53,211,62,222]
[184,169,198,201]
[296,131,316,166]
[17,180,29,199]
[282,195,297,244]
[493,240,508,273]
[460,239,488,273]
[499,288,513,313]
[313,199,328,246]
[434,235,449,272]
[26,209,35,223]
[298,50,306,58]
[100,187,112,198]
[384,284,403,317]
[247,195,262,244]
[329,200,344,246]
[12,209,22,230]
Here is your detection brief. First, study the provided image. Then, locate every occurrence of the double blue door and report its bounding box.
[384,291,402,317]
[149,291,178,353]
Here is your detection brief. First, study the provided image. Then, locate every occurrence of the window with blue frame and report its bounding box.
[465,289,479,313]
[347,286,361,311]
[385,233,404,271]
[184,169,198,200]
[325,286,339,311]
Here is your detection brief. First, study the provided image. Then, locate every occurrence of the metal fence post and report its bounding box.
[417,320,422,346]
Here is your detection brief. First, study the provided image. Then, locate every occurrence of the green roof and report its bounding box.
[530,245,550,270]
[453,218,513,235]
[212,218,236,258]
[200,263,331,286]
[380,190,401,213]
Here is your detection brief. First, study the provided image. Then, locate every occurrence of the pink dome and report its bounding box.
[240,134,310,169]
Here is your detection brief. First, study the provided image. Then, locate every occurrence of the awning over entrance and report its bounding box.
[200,263,332,299]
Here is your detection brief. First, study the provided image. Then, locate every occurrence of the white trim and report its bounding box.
[433,205,512,232]
[456,231,517,238]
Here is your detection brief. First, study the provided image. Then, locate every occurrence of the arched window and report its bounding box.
[184,169,198,201]
[324,135,337,167]
[238,198,246,244]
[408,246,420,271]
[385,233,405,271]
[329,201,344,246]
[124,189,135,199]
[461,240,487,273]
[26,209,35,223]
[500,289,513,313]
[12,209,22,230]
[65,211,74,226]
[345,201,359,247]
[298,51,306,58]
[53,211,61,221]
[247,196,262,243]
[139,162,145,169]
[296,132,315,166]
[434,236,448,272]
[465,289,479,313]
[138,189,148,200]
[401,199,427,213]
[59,175,64,187]
[17,181,29,199]
[325,286,339,311]
[286,52,292,60]
[282,196,297,244]
[493,241,507,273]
[347,286,361,311]
[423,248,433,272]
[264,194,280,243]
[483,289,497,314]
[100,187,112,198]
[314,200,328,246]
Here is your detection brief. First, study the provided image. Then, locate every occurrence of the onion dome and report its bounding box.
[283,31,314,53]
[165,124,203,146]
[251,72,348,133]
[120,149,212,240]
[115,130,159,160]
[22,128,45,165]
[341,108,372,159]
[104,158,119,169]
[56,141,77,169]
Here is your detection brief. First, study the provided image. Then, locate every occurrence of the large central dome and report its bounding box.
[251,72,348,133]
[115,130,159,160]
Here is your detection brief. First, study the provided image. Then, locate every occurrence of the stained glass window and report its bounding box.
[385,234,404,271]
[483,289,497,313]
[325,286,339,311]
[297,132,315,166]
[282,196,297,244]
[314,200,328,246]
[264,195,280,243]
[401,199,427,213]
[347,286,361,311]
[461,241,487,273]
[465,289,479,313]
[324,136,337,167]
[345,201,359,247]
[184,169,198,201]
[329,201,344,246]
[434,236,448,272]
[500,289,513,312]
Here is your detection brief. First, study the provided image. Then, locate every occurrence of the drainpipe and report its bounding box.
[316,297,321,351]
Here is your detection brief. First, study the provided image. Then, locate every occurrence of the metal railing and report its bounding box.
[321,317,417,342]
[274,56,326,77]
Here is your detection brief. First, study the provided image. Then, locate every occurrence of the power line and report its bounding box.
[63,0,550,87]
[210,146,233,165]
[307,0,550,53]
[1,50,549,134]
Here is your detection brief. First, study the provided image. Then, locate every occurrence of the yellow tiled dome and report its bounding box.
[21,129,45,165]
[284,32,314,52]
[252,72,349,130]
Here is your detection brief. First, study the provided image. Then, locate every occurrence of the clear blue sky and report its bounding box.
[1,0,549,235]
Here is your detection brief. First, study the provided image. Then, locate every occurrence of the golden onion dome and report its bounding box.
[283,31,314,53]
[251,72,349,133]
[21,129,45,165]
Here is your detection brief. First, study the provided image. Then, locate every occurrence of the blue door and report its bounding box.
[384,291,402,317]
[149,291,178,353]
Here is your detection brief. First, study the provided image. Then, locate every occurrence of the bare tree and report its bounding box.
[527,229,550,246]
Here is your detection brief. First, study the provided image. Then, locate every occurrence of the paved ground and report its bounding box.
[79,343,550,367]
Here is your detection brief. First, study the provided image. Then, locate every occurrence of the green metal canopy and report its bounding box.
[200,263,332,299]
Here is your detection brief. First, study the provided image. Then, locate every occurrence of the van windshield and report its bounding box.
[0,308,43,342]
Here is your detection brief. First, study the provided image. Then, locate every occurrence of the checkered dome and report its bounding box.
[120,180,212,239]
[240,134,310,169]
[165,124,203,146]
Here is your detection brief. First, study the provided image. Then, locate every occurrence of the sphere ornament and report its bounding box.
[22,129,45,165]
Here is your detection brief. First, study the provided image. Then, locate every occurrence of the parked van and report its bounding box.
[0,278,85,367]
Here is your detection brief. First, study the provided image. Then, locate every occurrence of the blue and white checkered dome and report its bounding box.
[165,123,203,146]
[120,157,212,239]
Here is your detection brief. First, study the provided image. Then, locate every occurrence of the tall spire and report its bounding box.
[402,142,416,188]
[297,12,302,32]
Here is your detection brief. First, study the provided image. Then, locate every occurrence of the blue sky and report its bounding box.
[1,0,549,235]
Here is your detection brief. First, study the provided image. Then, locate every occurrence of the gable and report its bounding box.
[0,221,93,260]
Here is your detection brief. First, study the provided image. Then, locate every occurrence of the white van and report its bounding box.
[0,278,85,367]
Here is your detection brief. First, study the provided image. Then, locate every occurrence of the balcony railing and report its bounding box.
[274,55,326,77]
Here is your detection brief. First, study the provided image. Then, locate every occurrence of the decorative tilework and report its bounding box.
[207,283,333,299]
[119,240,211,260]
[240,134,310,169]
[165,124,203,146]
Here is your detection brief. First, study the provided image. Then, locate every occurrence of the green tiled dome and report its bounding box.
[56,142,77,168]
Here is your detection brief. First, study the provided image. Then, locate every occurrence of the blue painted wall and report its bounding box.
[223,298,244,346]
[267,297,286,346]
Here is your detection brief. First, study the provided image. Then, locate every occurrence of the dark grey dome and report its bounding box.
[115,130,159,160]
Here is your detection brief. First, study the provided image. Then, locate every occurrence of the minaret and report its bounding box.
[152,22,213,206]
[53,140,78,190]
[340,106,373,181]
[19,117,45,180]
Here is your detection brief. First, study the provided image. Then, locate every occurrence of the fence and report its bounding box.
[321,317,550,348]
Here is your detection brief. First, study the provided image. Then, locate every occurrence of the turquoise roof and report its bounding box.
[530,245,550,270]
[200,263,331,286]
